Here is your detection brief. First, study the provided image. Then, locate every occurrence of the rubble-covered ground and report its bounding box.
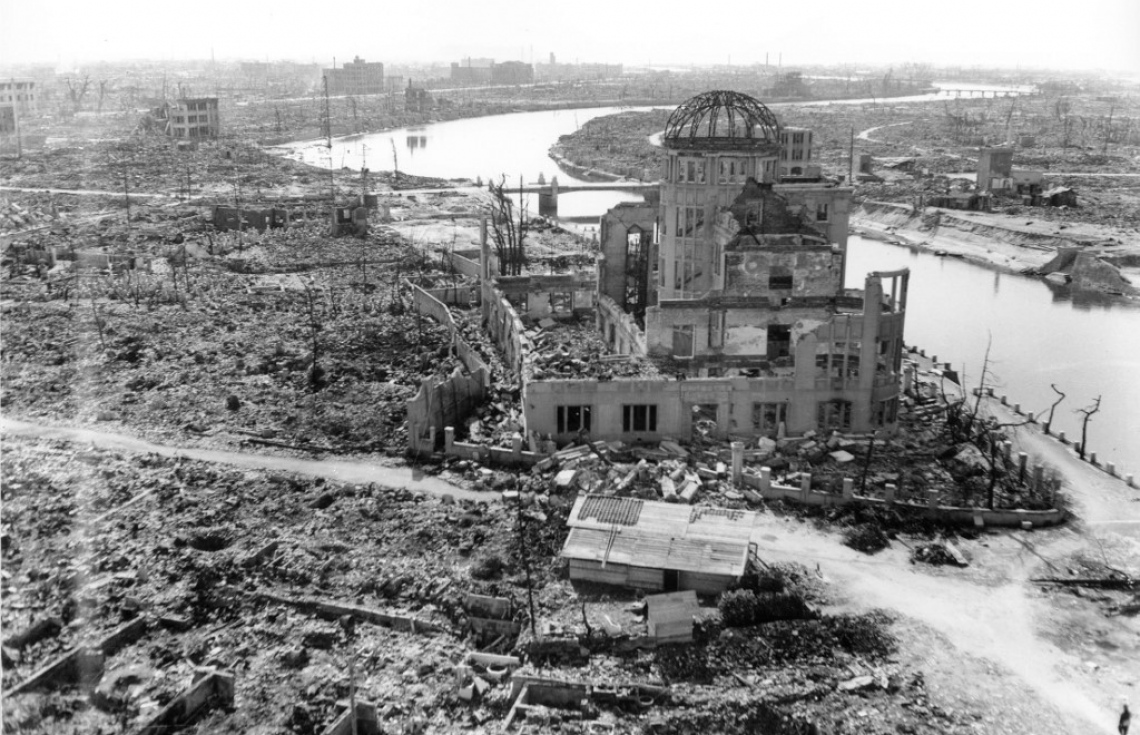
[0,200,474,452]
[3,430,1016,735]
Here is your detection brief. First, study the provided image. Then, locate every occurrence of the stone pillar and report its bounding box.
[731,442,744,485]
[927,489,939,511]
[1027,411,1035,423]
[1003,441,1012,462]
[1107,462,1116,477]
[1089,452,1097,466]
[512,433,523,461]
[884,483,897,503]
[760,467,772,493]
[842,478,855,500]
[1018,452,1028,484]
[1058,431,1067,444]
[445,426,455,454]
[800,474,812,502]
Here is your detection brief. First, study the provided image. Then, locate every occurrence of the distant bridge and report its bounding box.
[515,181,657,195]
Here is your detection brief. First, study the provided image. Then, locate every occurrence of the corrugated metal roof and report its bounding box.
[579,496,643,526]
[561,527,749,577]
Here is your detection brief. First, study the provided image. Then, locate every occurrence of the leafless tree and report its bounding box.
[303,283,326,392]
[1044,384,1066,435]
[97,79,113,114]
[1075,396,1101,461]
[487,175,528,276]
[67,75,91,112]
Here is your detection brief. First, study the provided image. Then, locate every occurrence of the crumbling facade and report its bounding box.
[437,91,909,454]
[0,79,37,114]
[165,98,220,140]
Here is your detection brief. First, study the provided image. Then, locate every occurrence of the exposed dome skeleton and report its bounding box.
[663,90,782,148]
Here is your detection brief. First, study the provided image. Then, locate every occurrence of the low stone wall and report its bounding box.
[446,249,482,280]
[736,462,1065,528]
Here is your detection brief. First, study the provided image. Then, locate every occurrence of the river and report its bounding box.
[278,85,1137,474]
[846,237,1140,473]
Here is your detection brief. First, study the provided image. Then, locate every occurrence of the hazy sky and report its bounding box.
[2,0,1137,73]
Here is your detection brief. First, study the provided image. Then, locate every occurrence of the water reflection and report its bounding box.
[847,236,1140,471]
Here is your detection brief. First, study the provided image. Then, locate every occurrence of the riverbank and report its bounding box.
[852,201,1140,296]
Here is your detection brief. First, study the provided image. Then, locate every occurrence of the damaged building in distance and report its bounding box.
[441,90,909,454]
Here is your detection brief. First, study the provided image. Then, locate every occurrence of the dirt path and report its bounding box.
[0,417,486,502]
[856,121,913,142]
[749,394,1139,733]
[750,515,1124,734]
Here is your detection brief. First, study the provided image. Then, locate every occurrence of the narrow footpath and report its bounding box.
[0,417,484,502]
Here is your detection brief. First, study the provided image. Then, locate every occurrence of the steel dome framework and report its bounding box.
[663,90,782,149]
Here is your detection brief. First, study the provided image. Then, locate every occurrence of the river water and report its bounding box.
[846,237,1139,472]
[279,86,1137,474]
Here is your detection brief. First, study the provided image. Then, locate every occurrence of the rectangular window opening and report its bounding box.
[622,404,658,433]
[557,405,592,434]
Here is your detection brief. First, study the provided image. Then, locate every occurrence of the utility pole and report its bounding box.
[848,127,855,185]
[323,75,335,214]
[122,162,132,235]
[516,496,538,638]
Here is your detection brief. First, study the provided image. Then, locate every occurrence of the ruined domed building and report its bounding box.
[438,90,910,453]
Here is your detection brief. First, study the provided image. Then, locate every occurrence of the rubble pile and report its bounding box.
[525,319,663,381]
[0,197,62,234]
[0,434,515,733]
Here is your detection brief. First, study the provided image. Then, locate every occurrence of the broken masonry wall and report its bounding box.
[406,365,488,455]
[644,303,836,362]
[596,294,648,356]
[774,184,852,278]
[405,284,492,454]
[721,247,842,300]
[494,273,597,320]
[598,202,657,307]
[523,367,899,444]
[445,248,483,280]
[484,288,528,377]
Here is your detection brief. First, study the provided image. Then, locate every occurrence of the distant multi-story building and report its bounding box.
[0,79,37,114]
[778,127,819,178]
[534,61,624,82]
[450,58,494,85]
[166,98,220,139]
[323,56,385,96]
[405,82,432,114]
[491,61,534,86]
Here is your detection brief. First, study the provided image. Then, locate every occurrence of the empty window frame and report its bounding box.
[551,291,572,315]
[769,265,793,291]
[678,157,705,183]
[817,399,852,432]
[622,404,658,433]
[708,310,725,348]
[672,324,694,357]
[767,324,792,360]
[751,402,787,433]
[816,203,829,222]
[675,206,705,239]
[557,405,592,434]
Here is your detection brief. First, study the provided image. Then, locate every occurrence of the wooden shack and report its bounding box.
[646,590,699,643]
[560,495,756,595]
